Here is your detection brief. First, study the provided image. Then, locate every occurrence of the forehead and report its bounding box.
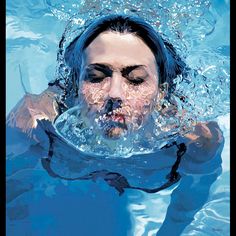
[83,31,157,69]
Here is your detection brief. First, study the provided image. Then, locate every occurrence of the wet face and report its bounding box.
[79,31,159,139]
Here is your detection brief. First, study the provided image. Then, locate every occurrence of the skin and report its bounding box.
[79,31,160,139]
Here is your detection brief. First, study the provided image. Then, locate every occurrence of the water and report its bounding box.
[6,0,230,235]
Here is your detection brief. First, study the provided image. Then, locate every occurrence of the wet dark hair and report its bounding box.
[65,14,185,87]
[53,14,186,111]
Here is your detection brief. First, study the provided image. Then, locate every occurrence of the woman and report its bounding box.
[6,15,223,236]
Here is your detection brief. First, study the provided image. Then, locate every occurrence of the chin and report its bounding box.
[103,127,126,139]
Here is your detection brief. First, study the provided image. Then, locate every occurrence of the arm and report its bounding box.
[156,121,224,236]
[6,86,59,140]
[6,86,60,176]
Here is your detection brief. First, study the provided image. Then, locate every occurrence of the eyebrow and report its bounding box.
[87,63,147,76]
[121,65,147,77]
[86,63,113,75]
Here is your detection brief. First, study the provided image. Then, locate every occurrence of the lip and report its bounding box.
[98,112,128,131]
[109,114,125,123]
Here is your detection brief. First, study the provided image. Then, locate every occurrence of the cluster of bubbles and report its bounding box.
[46,0,229,157]
[54,103,185,158]
[46,0,216,56]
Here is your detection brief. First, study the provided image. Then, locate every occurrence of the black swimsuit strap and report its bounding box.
[41,133,187,195]
[126,142,186,194]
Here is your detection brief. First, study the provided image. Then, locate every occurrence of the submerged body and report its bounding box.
[6,85,223,236]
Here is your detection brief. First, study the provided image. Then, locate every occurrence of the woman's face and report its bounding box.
[79,31,159,139]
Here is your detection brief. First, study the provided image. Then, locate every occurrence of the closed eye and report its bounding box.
[84,64,112,83]
[122,66,148,86]
[127,77,144,85]
[84,70,107,83]
[89,76,105,83]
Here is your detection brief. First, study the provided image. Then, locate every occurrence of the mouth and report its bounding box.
[98,109,128,130]
[107,113,125,123]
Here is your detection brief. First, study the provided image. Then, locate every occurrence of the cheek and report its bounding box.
[123,82,158,113]
[81,81,109,107]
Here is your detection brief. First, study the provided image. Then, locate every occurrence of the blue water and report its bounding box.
[6,0,230,235]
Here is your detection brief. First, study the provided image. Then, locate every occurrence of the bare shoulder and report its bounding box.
[6,86,59,137]
[182,121,224,163]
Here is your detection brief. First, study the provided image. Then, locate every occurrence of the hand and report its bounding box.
[184,121,224,162]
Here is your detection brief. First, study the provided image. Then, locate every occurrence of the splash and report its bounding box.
[53,90,192,158]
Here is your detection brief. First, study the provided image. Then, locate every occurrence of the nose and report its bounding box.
[108,72,123,99]
[105,98,122,113]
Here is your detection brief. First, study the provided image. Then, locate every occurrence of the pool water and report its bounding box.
[6,0,230,235]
